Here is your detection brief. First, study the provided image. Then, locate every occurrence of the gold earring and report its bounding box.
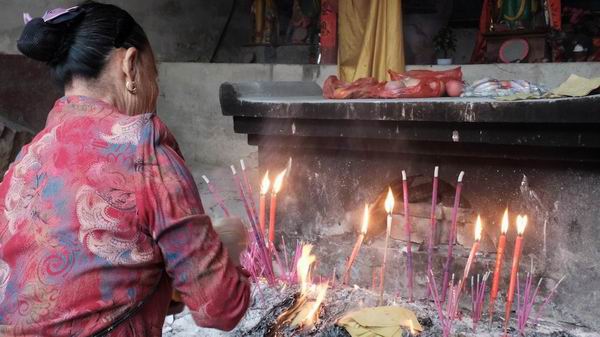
[126,81,137,94]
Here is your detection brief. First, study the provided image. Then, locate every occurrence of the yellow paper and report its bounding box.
[338,306,423,337]
[551,74,600,97]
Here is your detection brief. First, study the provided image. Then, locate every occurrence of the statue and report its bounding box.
[494,0,546,30]
[252,0,277,44]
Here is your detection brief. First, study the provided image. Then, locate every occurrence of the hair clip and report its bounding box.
[23,13,32,24]
[42,6,82,24]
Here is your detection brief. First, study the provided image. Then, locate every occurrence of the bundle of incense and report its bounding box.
[201,175,231,216]
[231,165,258,227]
[427,166,439,298]
[402,171,414,302]
[230,166,275,284]
[471,272,489,331]
[240,159,259,224]
[441,171,465,302]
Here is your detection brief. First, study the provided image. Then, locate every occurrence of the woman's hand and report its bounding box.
[212,217,248,266]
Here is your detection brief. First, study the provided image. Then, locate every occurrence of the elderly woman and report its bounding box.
[0,2,250,336]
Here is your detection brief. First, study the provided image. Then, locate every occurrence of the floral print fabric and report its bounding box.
[0,96,249,336]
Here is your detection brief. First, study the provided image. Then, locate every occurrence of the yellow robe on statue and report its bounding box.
[338,0,405,82]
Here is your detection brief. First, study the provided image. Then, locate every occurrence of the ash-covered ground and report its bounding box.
[162,282,599,337]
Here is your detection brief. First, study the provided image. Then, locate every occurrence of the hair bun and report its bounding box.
[17,18,67,63]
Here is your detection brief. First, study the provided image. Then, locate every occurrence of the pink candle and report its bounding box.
[441,171,465,302]
[402,170,414,302]
[342,204,369,285]
[460,215,483,290]
[379,187,395,304]
[427,166,439,298]
[201,175,231,217]
[231,165,257,227]
[240,159,258,223]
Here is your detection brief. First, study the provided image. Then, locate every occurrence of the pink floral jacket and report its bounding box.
[0,96,250,336]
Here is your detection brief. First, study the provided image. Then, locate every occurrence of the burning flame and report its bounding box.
[501,208,509,234]
[361,204,369,235]
[261,171,271,195]
[294,244,329,328]
[273,169,286,194]
[297,244,316,294]
[302,283,328,327]
[475,215,483,241]
[384,187,395,214]
[516,214,528,235]
[409,319,417,335]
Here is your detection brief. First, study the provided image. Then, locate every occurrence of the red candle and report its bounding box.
[268,169,286,246]
[505,215,528,333]
[379,187,395,304]
[342,204,369,285]
[489,209,509,321]
[259,171,270,236]
[460,215,483,290]
[402,170,414,302]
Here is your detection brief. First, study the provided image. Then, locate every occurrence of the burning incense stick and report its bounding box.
[240,159,258,223]
[201,175,231,217]
[342,204,369,285]
[259,171,270,235]
[269,169,286,246]
[402,170,414,302]
[505,214,528,334]
[379,187,395,305]
[427,166,440,298]
[441,171,465,302]
[489,208,510,323]
[460,215,483,290]
[231,165,257,227]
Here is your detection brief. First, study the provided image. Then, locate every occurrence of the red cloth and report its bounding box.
[0,96,250,336]
[470,0,490,64]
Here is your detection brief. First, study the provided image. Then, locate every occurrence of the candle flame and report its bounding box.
[297,244,316,294]
[501,208,509,234]
[361,204,369,234]
[272,169,286,194]
[475,215,483,241]
[516,215,528,235]
[260,171,271,195]
[384,187,395,214]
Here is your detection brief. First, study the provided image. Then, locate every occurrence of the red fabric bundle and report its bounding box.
[323,68,461,99]
[388,67,462,84]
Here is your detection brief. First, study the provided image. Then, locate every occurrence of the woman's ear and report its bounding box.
[122,47,139,82]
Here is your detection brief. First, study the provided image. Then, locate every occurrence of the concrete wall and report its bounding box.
[0,0,239,62]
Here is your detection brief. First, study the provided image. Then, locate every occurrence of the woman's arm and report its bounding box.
[135,116,250,331]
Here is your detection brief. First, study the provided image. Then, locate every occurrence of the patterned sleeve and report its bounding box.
[135,115,250,331]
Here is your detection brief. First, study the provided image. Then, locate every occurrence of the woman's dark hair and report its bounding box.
[17,1,150,86]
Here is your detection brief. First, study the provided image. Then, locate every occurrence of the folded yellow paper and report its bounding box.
[338,306,423,337]
[551,74,600,97]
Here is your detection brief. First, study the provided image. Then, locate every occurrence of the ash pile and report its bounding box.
[163,280,596,337]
